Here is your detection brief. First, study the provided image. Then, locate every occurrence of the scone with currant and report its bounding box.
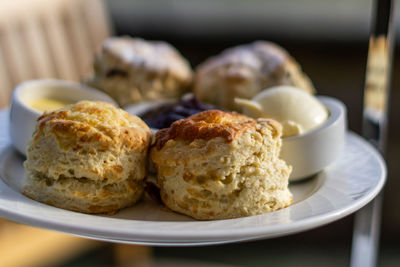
[86,36,193,106]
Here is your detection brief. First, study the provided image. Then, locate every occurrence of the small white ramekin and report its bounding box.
[281,96,347,181]
[9,79,118,156]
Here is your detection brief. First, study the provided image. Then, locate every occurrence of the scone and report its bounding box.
[86,36,193,106]
[23,101,152,214]
[194,41,315,110]
[151,110,293,220]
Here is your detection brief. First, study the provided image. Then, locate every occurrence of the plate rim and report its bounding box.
[0,110,387,245]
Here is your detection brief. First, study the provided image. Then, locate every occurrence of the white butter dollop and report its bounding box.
[235,86,328,137]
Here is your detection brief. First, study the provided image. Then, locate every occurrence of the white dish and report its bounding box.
[0,110,386,246]
[9,79,117,156]
[280,96,346,181]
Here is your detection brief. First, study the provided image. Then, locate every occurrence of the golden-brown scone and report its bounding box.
[86,36,193,106]
[23,101,152,214]
[151,110,293,220]
[194,41,315,110]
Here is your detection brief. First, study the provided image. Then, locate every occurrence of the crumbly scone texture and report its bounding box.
[194,41,315,110]
[23,101,152,214]
[86,36,193,106]
[151,110,293,220]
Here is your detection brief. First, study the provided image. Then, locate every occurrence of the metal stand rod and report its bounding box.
[350,0,394,266]
[351,194,383,267]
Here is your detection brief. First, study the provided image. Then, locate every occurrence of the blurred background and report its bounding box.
[0,0,399,266]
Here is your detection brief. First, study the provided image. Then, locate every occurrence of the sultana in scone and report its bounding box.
[23,101,152,214]
[151,110,293,220]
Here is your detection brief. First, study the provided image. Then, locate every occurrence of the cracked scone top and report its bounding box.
[86,37,193,106]
[151,110,293,220]
[23,101,152,214]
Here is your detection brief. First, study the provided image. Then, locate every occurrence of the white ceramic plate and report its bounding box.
[0,110,386,246]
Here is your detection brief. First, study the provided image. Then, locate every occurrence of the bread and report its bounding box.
[151,110,293,220]
[194,41,315,110]
[23,101,152,214]
[86,36,193,106]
